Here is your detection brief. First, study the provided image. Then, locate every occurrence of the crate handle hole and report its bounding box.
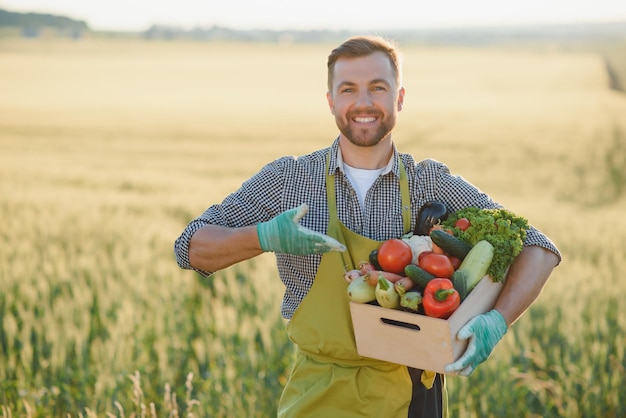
[380,318,421,331]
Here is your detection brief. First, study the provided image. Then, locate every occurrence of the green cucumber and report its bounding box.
[451,269,470,301]
[404,264,435,289]
[430,229,473,259]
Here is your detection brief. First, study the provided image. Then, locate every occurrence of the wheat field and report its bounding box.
[0,37,625,417]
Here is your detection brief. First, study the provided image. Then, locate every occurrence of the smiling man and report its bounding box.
[174,35,560,418]
[328,49,404,154]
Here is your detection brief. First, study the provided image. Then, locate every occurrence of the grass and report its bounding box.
[0,37,625,417]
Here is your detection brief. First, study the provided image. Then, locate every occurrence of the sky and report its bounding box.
[1,0,626,32]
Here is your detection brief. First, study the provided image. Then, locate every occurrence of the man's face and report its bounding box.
[327,51,404,148]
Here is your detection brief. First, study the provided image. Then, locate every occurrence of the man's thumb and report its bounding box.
[291,204,309,223]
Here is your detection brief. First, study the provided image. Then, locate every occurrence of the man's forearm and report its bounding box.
[494,245,559,326]
[189,224,264,272]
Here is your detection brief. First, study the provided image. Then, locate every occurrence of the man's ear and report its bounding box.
[326,91,336,115]
[397,87,405,111]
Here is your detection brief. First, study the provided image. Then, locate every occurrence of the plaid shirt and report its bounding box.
[174,138,561,319]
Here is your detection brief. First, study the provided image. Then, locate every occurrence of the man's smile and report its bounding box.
[353,116,377,123]
[351,113,379,125]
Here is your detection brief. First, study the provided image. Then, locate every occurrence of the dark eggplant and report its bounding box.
[414,201,448,235]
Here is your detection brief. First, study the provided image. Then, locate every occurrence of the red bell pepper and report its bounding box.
[423,278,461,319]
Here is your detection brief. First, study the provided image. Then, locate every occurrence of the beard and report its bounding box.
[335,111,396,147]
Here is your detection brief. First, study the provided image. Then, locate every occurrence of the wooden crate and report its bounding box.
[349,276,503,374]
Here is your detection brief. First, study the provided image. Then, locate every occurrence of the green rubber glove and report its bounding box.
[444,309,508,376]
[257,204,346,255]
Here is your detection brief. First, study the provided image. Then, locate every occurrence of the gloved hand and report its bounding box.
[444,309,508,376]
[257,204,346,255]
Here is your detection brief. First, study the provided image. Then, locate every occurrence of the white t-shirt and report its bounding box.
[343,163,385,210]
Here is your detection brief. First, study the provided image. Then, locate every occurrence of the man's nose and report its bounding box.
[355,90,373,107]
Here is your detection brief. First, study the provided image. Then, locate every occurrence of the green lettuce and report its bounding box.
[443,207,529,282]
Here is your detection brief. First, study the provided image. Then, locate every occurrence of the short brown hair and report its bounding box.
[327,35,402,92]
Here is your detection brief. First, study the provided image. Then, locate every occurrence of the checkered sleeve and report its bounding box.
[173,157,290,276]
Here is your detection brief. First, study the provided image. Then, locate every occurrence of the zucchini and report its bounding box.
[404,264,435,289]
[456,240,494,292]
[430,229,473,259]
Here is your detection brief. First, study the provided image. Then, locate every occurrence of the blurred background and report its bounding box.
[1,2,625,417]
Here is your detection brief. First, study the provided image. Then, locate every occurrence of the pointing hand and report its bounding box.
[257,204,346,255]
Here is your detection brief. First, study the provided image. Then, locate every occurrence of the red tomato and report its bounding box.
[448,256,461,270]
[454,218,471,231]
[419,253,455,278]
[418,250,433,264]
[377,239,413,275]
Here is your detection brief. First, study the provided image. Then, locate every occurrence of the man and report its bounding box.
[174,35,560,418]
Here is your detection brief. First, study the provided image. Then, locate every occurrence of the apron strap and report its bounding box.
[326,153,353,270]
[326,152,339,225]
[398,158,411,235]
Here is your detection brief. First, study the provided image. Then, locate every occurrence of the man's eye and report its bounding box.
[341,88,355,93]
[372,86,386,91]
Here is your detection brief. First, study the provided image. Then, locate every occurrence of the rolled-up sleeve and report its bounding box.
[174,219,213,276]
[523,225,562,265]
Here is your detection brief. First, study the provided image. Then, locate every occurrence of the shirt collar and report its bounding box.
[328,137,400,177]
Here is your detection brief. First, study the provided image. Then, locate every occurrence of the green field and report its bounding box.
[1,37,625,417]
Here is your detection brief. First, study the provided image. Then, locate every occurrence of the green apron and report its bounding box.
[278,156,424,417]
